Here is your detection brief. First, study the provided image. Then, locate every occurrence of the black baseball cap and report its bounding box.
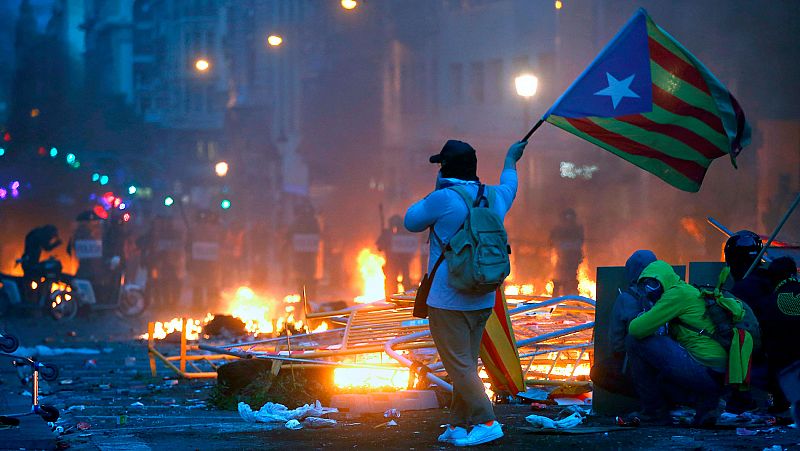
[429,140,476,164]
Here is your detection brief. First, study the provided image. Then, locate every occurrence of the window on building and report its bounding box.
[449,63,463,105]
[487,58,503,104]
[469,61,484,104]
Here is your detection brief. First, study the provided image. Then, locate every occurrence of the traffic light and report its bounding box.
[0,148,4,157]
[92,173,100,182]
[128,185,137,195]
[99,175,109,185]
[164,196,174,207]
[66,153,76,164]
[49,147,57,158]
[220,199,231,209]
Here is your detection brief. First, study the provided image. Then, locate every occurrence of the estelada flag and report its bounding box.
[479,288,525,395]
[544,8,750,192]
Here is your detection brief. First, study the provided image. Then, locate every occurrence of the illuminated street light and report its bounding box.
[99,175,109,185]
[220,199,231,210]
[555,0,563,10]
[515,74,539,98]
[195,59,210,71]
[128,185,137,195]
[164,196,174,207]
[214,161,229,177]
[267,35,283,47]
[341,0,358,10]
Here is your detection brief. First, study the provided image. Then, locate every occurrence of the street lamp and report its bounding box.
[515,74,539,98]
[195,58,210,72]
[215,161,229,177]
[267,35,283,47]
[341,0,358,10]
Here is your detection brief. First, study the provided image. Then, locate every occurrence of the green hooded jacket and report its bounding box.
[628,260,727,370]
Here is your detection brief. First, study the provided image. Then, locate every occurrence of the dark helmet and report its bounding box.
[724,230,763,280]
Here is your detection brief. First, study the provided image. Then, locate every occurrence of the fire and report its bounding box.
[143,287,321,340]
[479,368,495,401]
[680,216,706,245]
[311,321,329,333]
[144,317,208,341]
[333,353,408,389]
[227,286,275,336]
[504,282,553,297]
[577,260,596,299]
[354,248,386,303]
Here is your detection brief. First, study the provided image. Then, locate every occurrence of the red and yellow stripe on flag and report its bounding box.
[479,287,525,395]
[543,8,750,192]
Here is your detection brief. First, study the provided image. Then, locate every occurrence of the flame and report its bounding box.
[505,282,552,297]
[479,368,495,401]
[143,317,206,341]
[354,248,386,303]
[396,274,405,294]
[143,287,316,340]
[333,353,408,389]
[577,261,596,299]
[311,321,329,333]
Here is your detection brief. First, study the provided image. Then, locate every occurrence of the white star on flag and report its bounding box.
[594,73,640,109]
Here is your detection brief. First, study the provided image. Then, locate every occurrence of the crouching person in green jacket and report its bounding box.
[625,260,726,427]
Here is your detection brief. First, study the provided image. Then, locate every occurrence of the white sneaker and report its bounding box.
[438,425,468,443]
[453,421,503,447]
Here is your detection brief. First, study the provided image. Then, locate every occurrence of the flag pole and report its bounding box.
[521,119,545,141]
[742,191,800,279]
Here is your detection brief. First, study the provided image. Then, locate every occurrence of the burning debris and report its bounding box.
[141,287,327,340]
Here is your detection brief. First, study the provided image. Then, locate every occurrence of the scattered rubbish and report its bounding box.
[11,346,101,357]
[60,379,74,385]
[54,425,64,434]
[517,388,550,401]
[553,397,586,406]
[737,427,782,436]
[284,419,303,430]
[239,401,338,424]
[531,403,548,410]
[671,435,694,444]
[67,331,77,337]
[98,384,111,389]
[21,390,32,397]
[526,412,583,430]
[66,405,85,412]
[384,408,401,418]
[560,405,590,417]
[117,415,128,425]
[763,446,783,451]
[124,357,136,367]
[387,419,398,427]
[84,359,97,369]
[130,402,144,408]
[304,417,337,429]
[76,421,91,431]
[78,433,92,437]
[615,416,640,427]
[165,380,179,387]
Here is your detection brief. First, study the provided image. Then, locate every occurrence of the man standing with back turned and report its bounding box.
[404,139,527,446]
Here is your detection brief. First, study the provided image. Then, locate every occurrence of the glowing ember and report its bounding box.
[577,261,596,299]
[354,248,386,303]
[333,352,408,389]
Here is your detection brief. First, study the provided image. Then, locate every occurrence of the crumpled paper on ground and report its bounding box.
[525,412,583,429]
[238,400,338,423]
[284,419,302,430]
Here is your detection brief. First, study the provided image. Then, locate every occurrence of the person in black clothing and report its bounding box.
[591,250,657,397]
[549,208,584,297]
[20,225,62,278]
[761,257,800,421]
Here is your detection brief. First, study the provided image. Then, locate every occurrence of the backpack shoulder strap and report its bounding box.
[449,184,486,208]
